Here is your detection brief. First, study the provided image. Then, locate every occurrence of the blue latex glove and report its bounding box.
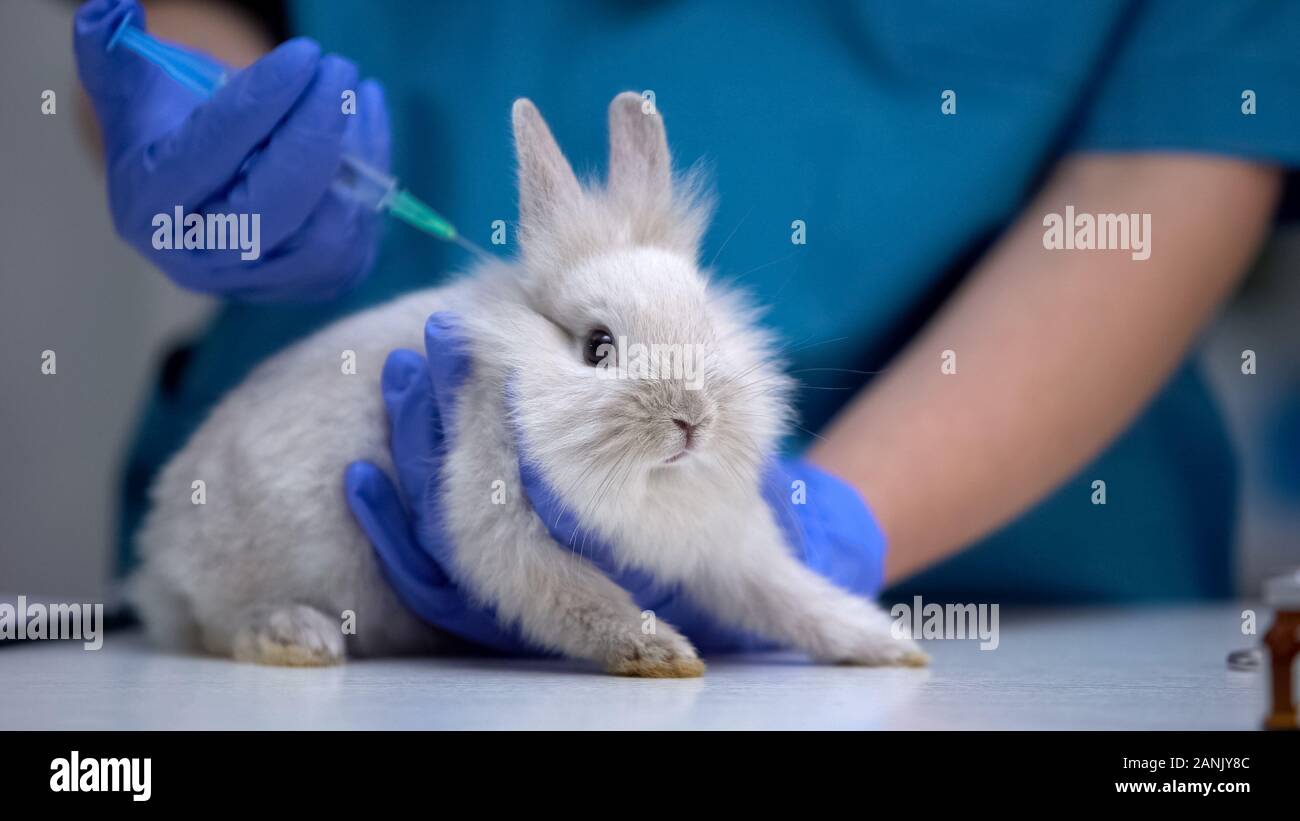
[344,315,535,655]
[74,0,389,300]
[346,314,889,654]
[518,449,887,652]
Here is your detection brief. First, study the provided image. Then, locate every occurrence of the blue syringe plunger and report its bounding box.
[107,13,227,97]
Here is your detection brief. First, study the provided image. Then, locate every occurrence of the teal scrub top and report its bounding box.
[116,0,1300,603]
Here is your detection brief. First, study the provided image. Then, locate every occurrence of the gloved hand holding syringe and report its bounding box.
[107,14,489,260]
[74,0,488,300]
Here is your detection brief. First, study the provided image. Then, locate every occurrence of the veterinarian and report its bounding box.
[75,0,1300,650]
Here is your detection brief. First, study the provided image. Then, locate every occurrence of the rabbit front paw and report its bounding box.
[604,626,705,678]
[809,606,930,668]
[829,632,930,668]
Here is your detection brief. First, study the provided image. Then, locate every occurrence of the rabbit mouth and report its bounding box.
[664,449,691,464]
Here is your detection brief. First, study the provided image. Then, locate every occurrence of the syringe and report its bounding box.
[107,16,490,259]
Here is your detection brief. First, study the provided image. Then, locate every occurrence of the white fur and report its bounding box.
[130,92,925,675]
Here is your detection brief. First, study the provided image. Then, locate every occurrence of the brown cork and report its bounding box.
[1264,610,1300,731]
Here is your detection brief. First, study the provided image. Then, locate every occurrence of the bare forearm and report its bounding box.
[139,0,274,65]
[809,153,1281,583]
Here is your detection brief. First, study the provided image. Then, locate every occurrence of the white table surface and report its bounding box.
[0,604,1269,730]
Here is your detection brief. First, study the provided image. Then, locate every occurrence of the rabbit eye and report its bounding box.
[584,329,614,367]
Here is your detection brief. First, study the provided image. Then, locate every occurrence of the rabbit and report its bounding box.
[128,92,927,676]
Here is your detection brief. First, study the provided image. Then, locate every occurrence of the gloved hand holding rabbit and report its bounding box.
[346,312,895,658]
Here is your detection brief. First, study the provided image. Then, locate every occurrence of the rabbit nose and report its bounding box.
[672,418,697,449]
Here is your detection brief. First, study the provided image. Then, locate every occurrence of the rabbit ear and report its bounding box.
[512,98,582,234]
[607,91,671,210]
[605,91,710,257]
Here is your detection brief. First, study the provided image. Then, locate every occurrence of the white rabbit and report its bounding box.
[129,92,927,676]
